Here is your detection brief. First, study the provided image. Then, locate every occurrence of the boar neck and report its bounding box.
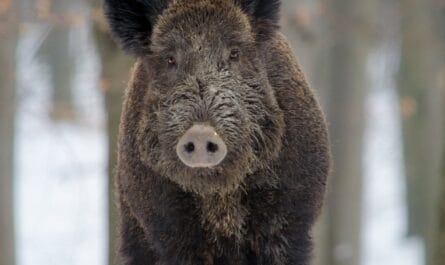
[199,190,247,243]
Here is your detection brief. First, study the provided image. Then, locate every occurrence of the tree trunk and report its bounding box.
[398,0,442,239]
[36,0,79,120]
[437,147,445,264]
[0,1,19,265]
[323,1,374,264]
[88,1,134,264]
[430,0,445,263]
[398,2,444,265]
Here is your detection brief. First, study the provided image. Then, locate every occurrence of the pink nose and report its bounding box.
[176,124,227,168]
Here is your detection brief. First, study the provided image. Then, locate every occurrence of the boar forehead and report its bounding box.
[151,0,253,53]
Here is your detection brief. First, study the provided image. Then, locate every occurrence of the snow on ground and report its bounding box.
[15,17,107,265]
[361,47,423,265]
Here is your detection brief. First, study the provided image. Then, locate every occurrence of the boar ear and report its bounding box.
[104,0,170,55]
[235,0,281,24]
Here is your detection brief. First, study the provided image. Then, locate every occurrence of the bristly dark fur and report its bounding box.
[105,0,331,264]
[104,0,281,54]
[103,0,170,55]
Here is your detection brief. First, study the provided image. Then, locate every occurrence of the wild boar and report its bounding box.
[104,0,331,264]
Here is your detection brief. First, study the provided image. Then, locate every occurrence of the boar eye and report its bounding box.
[229,49,240,60]
[167,56,177,67]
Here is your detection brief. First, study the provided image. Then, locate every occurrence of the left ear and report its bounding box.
[234,0,281,25]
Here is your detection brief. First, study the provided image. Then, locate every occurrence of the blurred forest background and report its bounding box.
[0,0,444,265]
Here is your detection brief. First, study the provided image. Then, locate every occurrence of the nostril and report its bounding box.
[176,124,227,168]
[206,141,219,153]
[184,142,195,153]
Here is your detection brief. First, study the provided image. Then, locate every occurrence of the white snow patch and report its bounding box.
[15,16,107,265]
[362,48,424,265]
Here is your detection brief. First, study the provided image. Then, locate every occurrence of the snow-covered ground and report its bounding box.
[361,48,423,265]
[15,18,107,265]
[13,6,423,265]
[361,2,423,264]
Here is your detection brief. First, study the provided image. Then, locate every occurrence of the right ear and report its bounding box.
[104,0,170,55]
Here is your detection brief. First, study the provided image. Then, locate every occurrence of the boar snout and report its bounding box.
[176,124,227,168]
